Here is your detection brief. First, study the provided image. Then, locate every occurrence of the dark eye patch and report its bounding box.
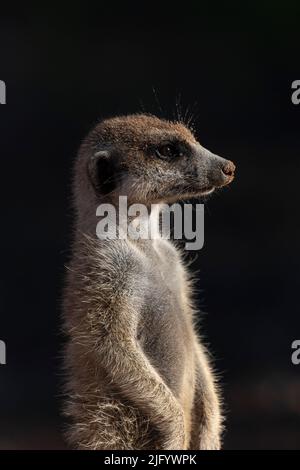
[155,144,178,160]
[153,140,188,161]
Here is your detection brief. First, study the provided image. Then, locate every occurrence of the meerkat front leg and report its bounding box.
[189,343,222,450]
[99,332,186,450]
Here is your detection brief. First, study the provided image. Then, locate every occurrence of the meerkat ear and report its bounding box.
[88,149,116,195]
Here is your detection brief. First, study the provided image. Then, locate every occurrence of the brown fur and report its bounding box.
[63,114,235,449]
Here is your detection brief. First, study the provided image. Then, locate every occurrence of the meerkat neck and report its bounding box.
[76,197,164,246]
[117,200,163,246]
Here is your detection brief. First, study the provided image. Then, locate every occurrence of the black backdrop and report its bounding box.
[0,3,299,449]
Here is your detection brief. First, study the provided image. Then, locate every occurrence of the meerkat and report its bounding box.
[63,114,235,450]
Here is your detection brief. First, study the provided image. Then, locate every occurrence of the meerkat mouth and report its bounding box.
[199,187,215,196]
[164,186,216,204]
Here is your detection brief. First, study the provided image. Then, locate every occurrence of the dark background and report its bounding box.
[0,2,299,449]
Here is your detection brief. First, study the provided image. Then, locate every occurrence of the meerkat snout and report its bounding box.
[206,155,236,189]
[222,160,235,177]
[191,144,235,194]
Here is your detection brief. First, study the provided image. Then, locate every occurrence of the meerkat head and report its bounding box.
[74,114,235,215]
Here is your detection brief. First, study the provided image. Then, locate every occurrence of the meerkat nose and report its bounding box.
[221,160,236,177]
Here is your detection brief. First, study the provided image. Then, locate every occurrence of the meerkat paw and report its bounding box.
[161,434,186,450]
[199,431,221,450]
[159,412,187,450]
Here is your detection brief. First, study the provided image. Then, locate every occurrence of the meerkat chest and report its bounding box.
[135,240,194,395]
[150,239,186,297]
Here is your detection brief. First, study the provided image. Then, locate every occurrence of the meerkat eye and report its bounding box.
[155,144,181,160]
